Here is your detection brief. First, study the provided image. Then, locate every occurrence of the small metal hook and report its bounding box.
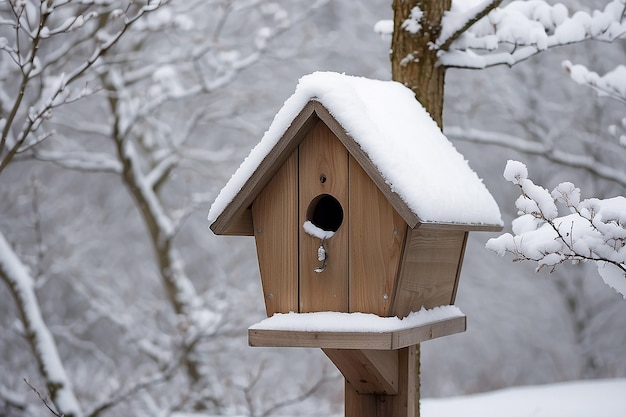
[314,238,328,273]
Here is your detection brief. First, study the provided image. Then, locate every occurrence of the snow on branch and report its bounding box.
[0,232,82,417]
[0,0,167,175]
[438,0,503,52]
[445,125,626,188]
[32,150,123,173]
[486,160,626,298]
[438,0,626,68]
[564,61,626,104]
[563,61,626,147]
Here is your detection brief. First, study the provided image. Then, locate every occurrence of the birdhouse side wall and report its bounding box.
[252,151,299,316]
[390,228,468,318]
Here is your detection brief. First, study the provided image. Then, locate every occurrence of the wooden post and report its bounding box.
[338,346,418,417]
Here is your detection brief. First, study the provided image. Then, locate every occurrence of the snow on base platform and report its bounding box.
[248,306,466,350]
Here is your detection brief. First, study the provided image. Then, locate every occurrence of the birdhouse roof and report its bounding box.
[209,72,502,234]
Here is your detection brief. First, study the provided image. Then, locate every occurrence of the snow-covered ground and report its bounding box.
[176,378,626,417]
[422,378,626,417]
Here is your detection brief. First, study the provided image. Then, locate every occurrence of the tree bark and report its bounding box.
[390,2,452,416]
[391,0,451,128]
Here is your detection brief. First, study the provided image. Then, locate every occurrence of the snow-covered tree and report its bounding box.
[0,0,330,415]
[383,1,626,293]
[0,2,167,415]
[382,0,626,412]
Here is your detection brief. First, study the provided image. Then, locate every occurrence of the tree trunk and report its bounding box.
[390,2,451,416]
[391,0,451,128]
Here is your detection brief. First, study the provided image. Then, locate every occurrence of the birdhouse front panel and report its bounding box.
[299,121,349,313]
[250,117,414,317]
[348,158,406,317]
[252,152,299,316]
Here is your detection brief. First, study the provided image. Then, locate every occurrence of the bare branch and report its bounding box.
[23,379,63,417]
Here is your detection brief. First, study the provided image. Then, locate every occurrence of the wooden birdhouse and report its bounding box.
[208,72,502,417]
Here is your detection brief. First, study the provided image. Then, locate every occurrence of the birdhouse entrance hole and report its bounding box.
[306,194,344,232]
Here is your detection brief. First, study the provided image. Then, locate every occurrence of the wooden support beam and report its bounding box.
[323,349,398,395]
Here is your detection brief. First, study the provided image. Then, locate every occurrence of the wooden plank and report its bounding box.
[299,121,349,312]
[210,102,318,236]
[323,349,398,395]
[418,222,503,232]
[349,156,406,316]
[391,228,467,317]
[248,328,392,350]
[252,151,299,316]
[392,315,466,349]
[345,380,378,417]
[344,346,418,417]
[247,315,466,350]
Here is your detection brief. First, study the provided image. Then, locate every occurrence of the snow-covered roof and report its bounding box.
[209,72,502,231]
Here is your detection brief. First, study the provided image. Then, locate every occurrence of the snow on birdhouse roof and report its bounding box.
[209,71,502,228]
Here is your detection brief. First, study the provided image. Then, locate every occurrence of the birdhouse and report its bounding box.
[209,72,501,318]
[208,72,502,416]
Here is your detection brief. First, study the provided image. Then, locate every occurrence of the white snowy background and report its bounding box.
[0,1,625,416]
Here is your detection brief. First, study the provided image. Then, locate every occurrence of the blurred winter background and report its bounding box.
[0,1,624,416]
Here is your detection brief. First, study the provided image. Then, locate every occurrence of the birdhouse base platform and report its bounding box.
[248,306,466,350]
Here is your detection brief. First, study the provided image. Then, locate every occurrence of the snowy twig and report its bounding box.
[23,379,63,417]
[31,150,123,174]
[0,231,82,417]
[437,0,503,51]
[438,0,626,69]
[445,126,626,188]
[239,362,338,417]
[487,160,626,298]
[563,61,626,105]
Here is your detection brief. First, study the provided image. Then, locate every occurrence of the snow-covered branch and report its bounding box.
[487,160,626,299]
[438,0,626,69]
[563,61,626,105]
[0,232,82,417]
[445,126,626,188]
[563,61,626,148]
[438,0,503,52]
[32,150,123,173]
[0,0,167,175]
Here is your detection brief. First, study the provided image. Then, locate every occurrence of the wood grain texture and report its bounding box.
[252,151,299,316]
[299,121,349,312]
[344,346,418,417]
[323,349,398,395]
[391,228,466,317]
[349,156,406,316]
